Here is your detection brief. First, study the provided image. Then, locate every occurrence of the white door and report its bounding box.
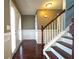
[10,2,22,53]
[10,4,16,53]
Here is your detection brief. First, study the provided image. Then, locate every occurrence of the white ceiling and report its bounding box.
[15,0,63,15]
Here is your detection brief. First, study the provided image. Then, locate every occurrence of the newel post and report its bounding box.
[41,25,44,58]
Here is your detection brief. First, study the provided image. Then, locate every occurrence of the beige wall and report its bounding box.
[4,0,10,33]
[37,9,62,29]
[4,0,12,59]
[21,15,35,30]
[21,15,35,39]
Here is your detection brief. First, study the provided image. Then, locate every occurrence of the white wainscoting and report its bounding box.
[4,32,12,59]
[4,32,11,42]
[22,30,44,44]
[22,30,36,40]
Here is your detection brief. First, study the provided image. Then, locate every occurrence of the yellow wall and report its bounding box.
[37,9,62,29]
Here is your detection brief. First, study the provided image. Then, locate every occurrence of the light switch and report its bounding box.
[6,25,10,30]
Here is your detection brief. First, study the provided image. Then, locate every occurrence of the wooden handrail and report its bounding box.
[67,5,74,11]
[41,25,44,58]
[43,5,74,30]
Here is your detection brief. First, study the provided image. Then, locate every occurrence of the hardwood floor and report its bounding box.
[12,40,46,59]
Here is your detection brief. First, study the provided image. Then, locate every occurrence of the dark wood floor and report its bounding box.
[13,40,46,59]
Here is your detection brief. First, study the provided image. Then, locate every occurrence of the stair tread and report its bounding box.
[57,41,72,49]
[52,46,72,59]
[46,51,58,59]
[62,36,73,40]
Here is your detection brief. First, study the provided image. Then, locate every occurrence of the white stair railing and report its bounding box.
[43,12,65,48]
[43,22,72,51]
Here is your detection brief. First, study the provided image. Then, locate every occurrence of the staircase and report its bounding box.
[41,5,74,59]
[45,30,73,59]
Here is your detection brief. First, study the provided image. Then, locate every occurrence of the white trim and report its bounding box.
[35,15,38,43]
[18,13,22,42]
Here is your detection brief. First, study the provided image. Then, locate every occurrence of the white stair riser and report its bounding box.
[64,32,73,38]
[50,47,65,59]
[55,43,72,55]
[58,38,73,45]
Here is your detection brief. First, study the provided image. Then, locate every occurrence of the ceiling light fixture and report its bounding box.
[44,1,53,8]
[44,15,48,18]
[46,3,52,8]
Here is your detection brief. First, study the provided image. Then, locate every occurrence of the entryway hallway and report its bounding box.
[4,0,74,59]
